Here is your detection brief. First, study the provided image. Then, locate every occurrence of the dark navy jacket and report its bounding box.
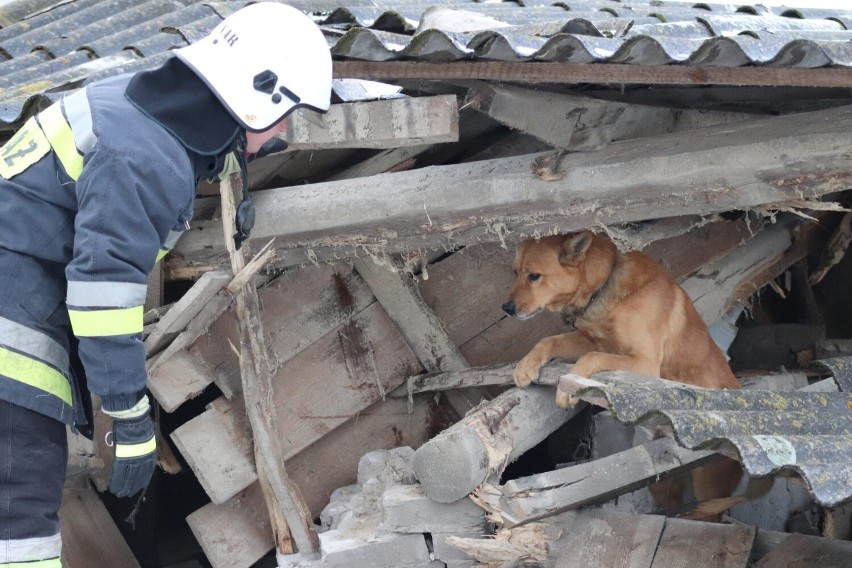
[0,73,196,425]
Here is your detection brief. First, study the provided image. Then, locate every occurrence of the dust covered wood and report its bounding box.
[173,105,852,270]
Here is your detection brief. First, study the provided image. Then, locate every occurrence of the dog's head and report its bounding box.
[502,231,612,319]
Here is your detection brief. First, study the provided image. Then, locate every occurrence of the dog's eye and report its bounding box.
[512,269,518,276]
[528,273,541,282]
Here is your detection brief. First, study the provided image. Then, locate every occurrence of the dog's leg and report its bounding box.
[514,332,595,388]
[554,352,661,407]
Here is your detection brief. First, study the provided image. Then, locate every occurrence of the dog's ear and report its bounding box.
[559,231,593,265]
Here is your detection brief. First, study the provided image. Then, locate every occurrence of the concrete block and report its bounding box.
[381,484,486,533]
[319,530,430,568]
[357,446,416,486]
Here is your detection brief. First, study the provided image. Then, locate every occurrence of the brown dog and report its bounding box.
[503,231,743,508]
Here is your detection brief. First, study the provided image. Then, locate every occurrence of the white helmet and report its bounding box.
[175,2,332,132]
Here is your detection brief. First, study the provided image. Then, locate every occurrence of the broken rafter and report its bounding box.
[219,175,319,555]
[471,437,719,528]
[334,61,852,89]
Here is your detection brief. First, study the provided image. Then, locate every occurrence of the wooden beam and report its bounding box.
[412,385,585,504]
[465,82,755,150]
[285,94,458,150]
[334,61,852,89]
[173,105,852,269]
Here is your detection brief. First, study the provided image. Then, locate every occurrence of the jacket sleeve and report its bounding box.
[66,144,192,412]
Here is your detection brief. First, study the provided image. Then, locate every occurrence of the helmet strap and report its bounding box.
[233,132,255,251]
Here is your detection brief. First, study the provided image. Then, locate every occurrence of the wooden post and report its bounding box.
[219,174,319,554]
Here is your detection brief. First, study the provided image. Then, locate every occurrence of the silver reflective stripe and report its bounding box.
[0,316,68,376]
[63,88,96,153]
[66,281,147,308]
[0,533,62,563]
[162,228,184,251]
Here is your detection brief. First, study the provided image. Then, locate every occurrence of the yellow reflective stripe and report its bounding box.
[155,248,169,262]
[68,306,143,337]
[0,559,62,568]
[115,435,156,459]
[0,346,71,406]
[37,102,84,180]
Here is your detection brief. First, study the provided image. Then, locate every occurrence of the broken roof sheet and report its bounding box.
[0,0,850,127]
[562,366,852,509]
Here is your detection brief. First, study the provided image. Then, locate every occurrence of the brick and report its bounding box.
[319,530,430,568]
[381,484,486,533]
[276,551,322,567]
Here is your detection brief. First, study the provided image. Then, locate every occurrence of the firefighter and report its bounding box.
[0,3,332,566]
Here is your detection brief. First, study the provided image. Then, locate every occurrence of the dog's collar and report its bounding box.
[562,250,619,328]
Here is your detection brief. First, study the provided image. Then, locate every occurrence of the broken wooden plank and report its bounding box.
[182,394,443,564]
[59,487,140,568]
[333,61,852,89]
[412,385,585,504]
[465,82,755,150]
[220,175,316,554]
[285,94,458,150]
[148,262,375,412]
[472,437,719,528]
[144,269,230,356]
[173,104,851,269]
[682,217,797,324]
[652,517,755,568]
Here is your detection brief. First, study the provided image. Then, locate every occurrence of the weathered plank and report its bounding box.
[148,262,375,412]
[652,518,755,568]
[752,530,852,566]
[354,256,479,417]
[186,483,273,568]
[285,94,459,150]
[173,104,851,269]
[473,437,718,528]
[270,300,422,461]
[549,509,665,568]
[170,397,256,505]
[465,82,754,150]
[59,487,140,568]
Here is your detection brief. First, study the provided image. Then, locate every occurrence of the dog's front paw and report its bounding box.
[554,389,572,408]
[514,353,546,388]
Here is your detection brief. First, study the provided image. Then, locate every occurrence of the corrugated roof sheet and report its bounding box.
[561,364,852,509]
[0,0,849,127]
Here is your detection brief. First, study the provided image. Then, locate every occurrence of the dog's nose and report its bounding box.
[502,301,516,317]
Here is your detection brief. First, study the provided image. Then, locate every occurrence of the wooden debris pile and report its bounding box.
[68,79,852,567]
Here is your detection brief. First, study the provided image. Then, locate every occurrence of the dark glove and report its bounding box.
[107,407,157,498]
